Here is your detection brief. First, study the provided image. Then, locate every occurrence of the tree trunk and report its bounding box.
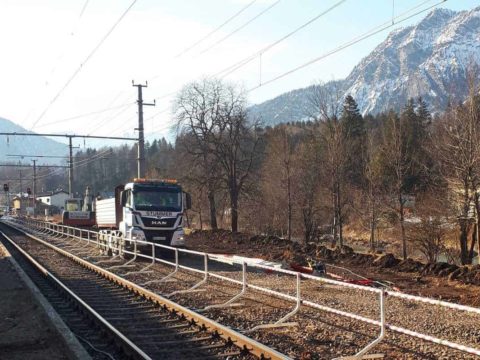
[207,189,217,230]
[459,219,470,265]
[469,224,476,260]
[198,207,203,231]
[369,198,376,251]
[399,194,407,260]
[337,182,343,249]
[230,189,238,233]
[287,175,292,242]
[474,192,480,261]
[460,181,471,264]
[331,190,337,247]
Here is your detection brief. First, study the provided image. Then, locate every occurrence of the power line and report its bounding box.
[34,102,134,128]
[7,154,68,158]
[197,0,282,56]
[44,0,91,88]
[87,101,135,135]
[0,132,137,141]
[175,0,258,58]
[148,0,347,102]
[79,0,90,18]
[214,0,348,79]
[30,0,138,130]
[247,0,447,92]
[33,147,115,180]
[0,163,68,168]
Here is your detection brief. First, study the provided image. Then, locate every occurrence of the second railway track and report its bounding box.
[0,222,286,360]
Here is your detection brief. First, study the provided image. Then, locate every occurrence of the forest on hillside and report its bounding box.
[37,72,480,265]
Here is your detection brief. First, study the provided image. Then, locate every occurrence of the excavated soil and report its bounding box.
[186,230,480,307]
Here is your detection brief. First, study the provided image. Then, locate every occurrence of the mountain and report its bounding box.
[249,6,480,125]
[0,117,68,164]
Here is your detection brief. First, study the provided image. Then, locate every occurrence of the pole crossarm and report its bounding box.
[0,132,138,141]
[7,154,70,159]
[0,164,68,168]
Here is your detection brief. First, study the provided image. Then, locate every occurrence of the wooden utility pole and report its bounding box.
[68,136,74,198]
[132,81,155,178]
[32,159,37,216]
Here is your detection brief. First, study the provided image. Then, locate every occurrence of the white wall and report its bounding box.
[38,193,69,208]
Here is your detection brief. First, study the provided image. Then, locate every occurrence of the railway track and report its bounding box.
[0,222,287,360]
[5,218,480,359]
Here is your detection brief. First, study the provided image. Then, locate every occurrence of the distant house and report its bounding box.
[37,190,69,209]
[11,194,53,216]
[11,195,34,214]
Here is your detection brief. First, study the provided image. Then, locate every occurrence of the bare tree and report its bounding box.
[261,126,295,240]
[434,68,480,264]
[306,80,348,248]
[212,121,261,232]
[364,130,383,251]
[409,193,450,263]
[380,111,413,260]
[294,135,323,243]
[174,78,223,229]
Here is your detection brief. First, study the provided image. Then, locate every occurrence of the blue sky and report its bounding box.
[0,0,478,145]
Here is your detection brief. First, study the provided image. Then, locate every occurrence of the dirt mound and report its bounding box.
[422,262,458,277]
[349,252,375,266]
[373,253,400,268]
[396,258,424,272]
[186,229,480,289]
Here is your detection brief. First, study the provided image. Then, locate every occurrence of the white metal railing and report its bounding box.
[6,217,480,359]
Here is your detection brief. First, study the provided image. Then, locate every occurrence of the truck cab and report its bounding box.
[119,178,190,247]
[96,178,191,250]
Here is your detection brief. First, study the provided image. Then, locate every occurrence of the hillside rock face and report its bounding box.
[249,6,480,125]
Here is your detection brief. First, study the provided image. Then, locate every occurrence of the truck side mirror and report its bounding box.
[120,191,127,206]
[185,193,192,210]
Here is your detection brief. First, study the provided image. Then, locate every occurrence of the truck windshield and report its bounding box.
[133,189,181,212]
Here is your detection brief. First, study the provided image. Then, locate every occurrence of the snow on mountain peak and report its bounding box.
[249,6,480,125]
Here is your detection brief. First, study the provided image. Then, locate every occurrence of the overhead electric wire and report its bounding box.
[214,0,348,79]
[175,0,258,58]
[86,102,135,136]
[246,0,447,92]
[197,0,282,56]
[34,102,134,128]
[79,0,90,18]
[34,147,115,180]
[44,0,91,88]
[30,0,138,130]
[148,0,347,104]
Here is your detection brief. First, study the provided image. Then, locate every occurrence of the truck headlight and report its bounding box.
[130,228,146,241]
[171,231,185,246]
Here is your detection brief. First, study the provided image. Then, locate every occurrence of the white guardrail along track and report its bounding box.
[6,217,480,359]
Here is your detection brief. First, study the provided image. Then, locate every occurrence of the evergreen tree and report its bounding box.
[341,95,366,186]
[415,96,432,130]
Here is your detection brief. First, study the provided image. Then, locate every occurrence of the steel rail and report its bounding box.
[0,230,152,360]
[3,221,290,360]
[14,218,480,358]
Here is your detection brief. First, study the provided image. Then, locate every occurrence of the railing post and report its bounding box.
[345,289,386,359]
[204,253,208,281]
[152,243,155,265]
[175,248,179,271]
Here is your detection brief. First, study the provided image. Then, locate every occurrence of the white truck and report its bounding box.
[95,178,191,253]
